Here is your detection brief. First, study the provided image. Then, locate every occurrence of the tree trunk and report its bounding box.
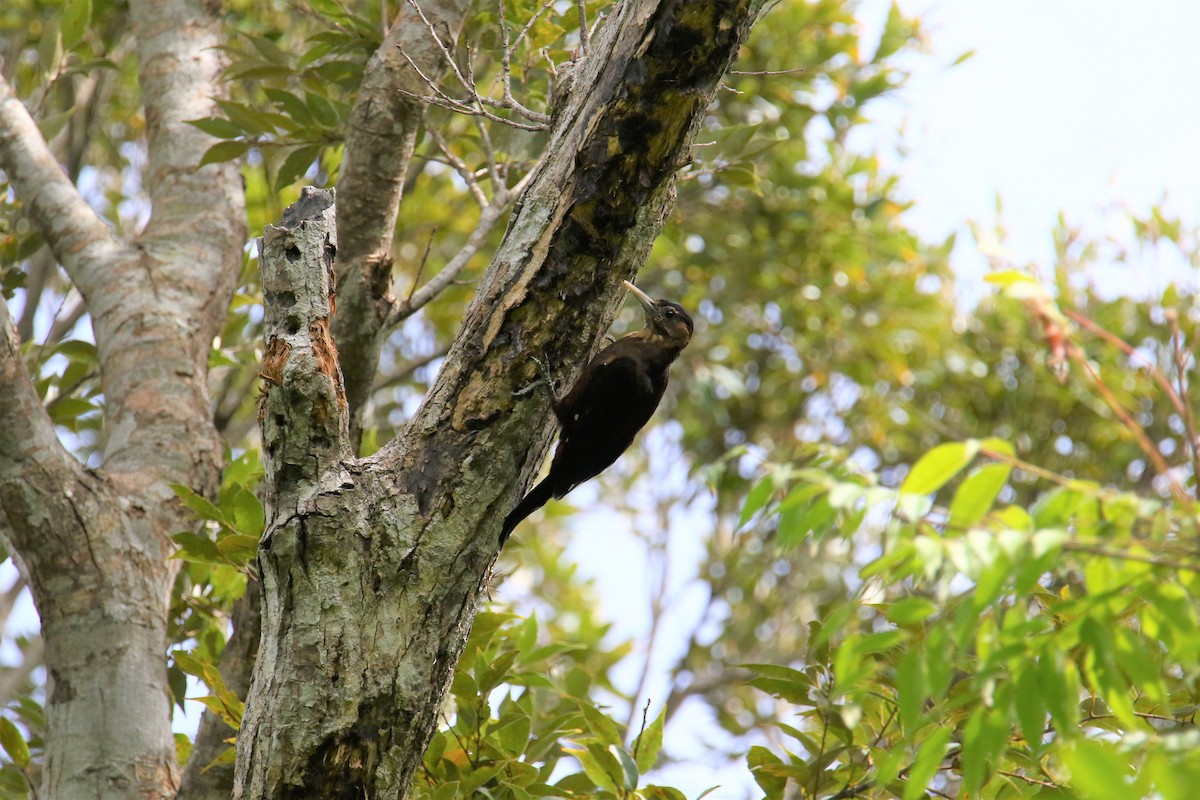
[0,0,245,796]
[234,1,764,797]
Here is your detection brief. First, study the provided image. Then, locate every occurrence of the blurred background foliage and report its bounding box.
[3,0,1199,797]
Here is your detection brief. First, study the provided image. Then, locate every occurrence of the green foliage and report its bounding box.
[412,610,670,799]
[734,275,1200,796]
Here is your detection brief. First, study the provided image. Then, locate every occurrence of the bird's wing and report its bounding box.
[555,344,656,429]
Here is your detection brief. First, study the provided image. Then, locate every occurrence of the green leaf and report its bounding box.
[199,140,251,168]
[565,744,617,793]
[633,706,665,774]
[1015,663,1046,752]
[747,745,787,799]
[1037,649,1076,733]
[188,116,247,139]
[873,2,910,62]
[738,477,774,528]
[264,89,314,125]
[901,440,980,496]
[611,745,639,791]
[903,726,951,800]
[0,718,29,769]
[948,463,1012,528]
[172,531,223,564]
[170,484,228,524]
[214,100,273,135]
[579,703,623,748]
[896,645,926,735]
[886,596,937,626]
[961,706,1008,796]
[275,144,323,190]
[1081,618,1137,728]
[62,0,92,48]
[1060,740,1136,800]
[229,486,265,537]
[494,707,533,756]
[305,92,341,129]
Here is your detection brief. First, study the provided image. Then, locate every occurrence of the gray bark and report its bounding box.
[0,0,246,796]
[235,0,763,797]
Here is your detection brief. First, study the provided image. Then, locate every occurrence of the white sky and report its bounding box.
[864,0,1200,297]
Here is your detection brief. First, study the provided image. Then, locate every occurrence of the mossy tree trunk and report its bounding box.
[234,1,765,797]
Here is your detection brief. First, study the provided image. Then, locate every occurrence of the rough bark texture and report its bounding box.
[0,0,246,797]
[334,0,473,447]
[235,1,762,797]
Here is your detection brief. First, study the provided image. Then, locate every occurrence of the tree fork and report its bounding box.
[236,1,764,797]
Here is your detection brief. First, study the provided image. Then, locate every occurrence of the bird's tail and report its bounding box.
[500,476,555,545]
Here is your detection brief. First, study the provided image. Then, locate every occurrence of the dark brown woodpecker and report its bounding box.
[501,280,694,543]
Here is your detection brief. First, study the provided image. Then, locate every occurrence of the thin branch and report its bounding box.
[1061,540,1200,571]
[730,67,809,76]
[1167,310,1200,494]
[1064,308,1190,422]
[0,75,124,302]
[509,0,562,56]
[1073,353,1189,503]
[399,0,552,129]
[427,126,487,207]
[405,227,439,302]
[576,0,590,54]
[396,77,550,132]
[370,347,449,394]
[45,292,88,345]
[403,0,477,106]
[473,115,503,191]
[624,501,673,732]
[389,168,534,322]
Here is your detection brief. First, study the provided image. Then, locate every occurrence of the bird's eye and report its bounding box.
[664,307,676,317]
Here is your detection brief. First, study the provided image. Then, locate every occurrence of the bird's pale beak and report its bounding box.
[623,280,657,321]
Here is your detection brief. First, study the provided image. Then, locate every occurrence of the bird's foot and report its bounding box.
[512,354,561,398]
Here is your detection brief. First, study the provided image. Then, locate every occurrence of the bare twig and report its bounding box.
[1167,310,1200,494]
[631,698,651,760]
[731,67,809,76]
[45,293,88,344]
[399,0,551,130]
[405,227,439,302]
[370,347,449,394]
[577,0,590,54]
[624,498,673,732]
[1073,354,1188,503]
[1064,308,1190,423]
[474,116,503,190]
[493,0,553,124]
[388,168,534,322]
[1061,540,1200,571]
[427,127,487,207]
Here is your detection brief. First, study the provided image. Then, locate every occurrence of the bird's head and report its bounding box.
[624,280,693,349]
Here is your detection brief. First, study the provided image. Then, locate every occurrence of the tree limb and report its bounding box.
[0,75,125,304]
[0,295,81,490]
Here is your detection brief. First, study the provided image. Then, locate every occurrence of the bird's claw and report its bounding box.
[512,354,561,398]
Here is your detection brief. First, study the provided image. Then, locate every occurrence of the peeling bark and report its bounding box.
[236,1,762,797]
